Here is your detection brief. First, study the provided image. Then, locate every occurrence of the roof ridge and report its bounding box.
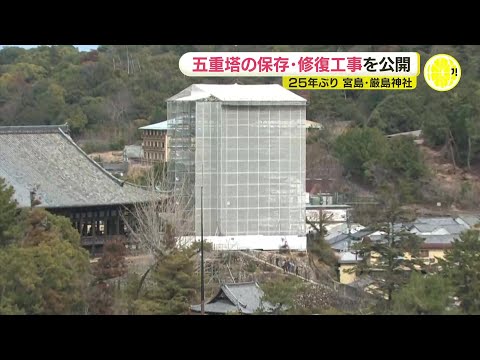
[224,281,257,286]
[57,128,126,187]
[222,284,247,309]
[0,124,69,134]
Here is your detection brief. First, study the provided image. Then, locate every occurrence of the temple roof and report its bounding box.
[191,282,274,314]
[0,125,153,208]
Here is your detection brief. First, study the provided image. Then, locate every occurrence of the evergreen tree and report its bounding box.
[0,177,18,247]
[439,230,480,314]
[88,239,128,315]
[0,208,91,315]
[391,272,456,315]
[351,184,426,311]
[128,249,197,315]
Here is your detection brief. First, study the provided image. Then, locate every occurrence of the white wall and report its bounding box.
[191,235,307,251]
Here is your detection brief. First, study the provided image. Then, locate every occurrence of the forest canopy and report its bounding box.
[1,44,479,166]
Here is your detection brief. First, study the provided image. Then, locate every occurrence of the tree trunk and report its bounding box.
[467,135,471,171]
[135,266,153,300]
[448,130,457,174]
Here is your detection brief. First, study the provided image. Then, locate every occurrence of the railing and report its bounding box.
[308,192,378,206]
[242,249,377,308]
[81,235,128,246]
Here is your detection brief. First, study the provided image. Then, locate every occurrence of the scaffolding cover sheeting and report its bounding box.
[167,84,306,241]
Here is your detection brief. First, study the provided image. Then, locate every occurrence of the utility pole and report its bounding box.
[200,163,205,315]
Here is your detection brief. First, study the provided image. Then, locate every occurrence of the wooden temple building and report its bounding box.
[0,125,153,255]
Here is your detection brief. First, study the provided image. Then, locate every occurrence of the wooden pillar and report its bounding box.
[80,209,85,236]
[119,219,124,235]
[78,211,83,235]
[115,216,120,235]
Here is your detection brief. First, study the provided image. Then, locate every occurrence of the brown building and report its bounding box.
[140,121,168,163]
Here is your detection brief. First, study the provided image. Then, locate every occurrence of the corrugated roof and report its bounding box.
[0,125,153,208]
[167,84,307,103]
[139,121,169,131]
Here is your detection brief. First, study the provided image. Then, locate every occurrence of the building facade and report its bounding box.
[167,84,307,250]
[140,121,168,163]
[0,125,152,255]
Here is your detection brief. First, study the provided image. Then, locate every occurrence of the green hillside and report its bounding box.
[1,45,479,206]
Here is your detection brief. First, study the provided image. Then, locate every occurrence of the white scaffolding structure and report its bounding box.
[167,84,307,250]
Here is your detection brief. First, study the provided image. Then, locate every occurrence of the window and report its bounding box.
[419,249,429,258]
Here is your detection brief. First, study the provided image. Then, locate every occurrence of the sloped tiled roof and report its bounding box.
[415,217,459,226]
[418,234,457,249]
[0,125,153,208]
[191,282,274,314]
[455,215,480,228]
[412,223,469,235]
[411,224,443,233]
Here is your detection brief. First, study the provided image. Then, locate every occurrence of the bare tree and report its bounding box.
[121,167,195,260]
[120,167,195,300]
[104,89,132,138]
[306,120,346,193]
